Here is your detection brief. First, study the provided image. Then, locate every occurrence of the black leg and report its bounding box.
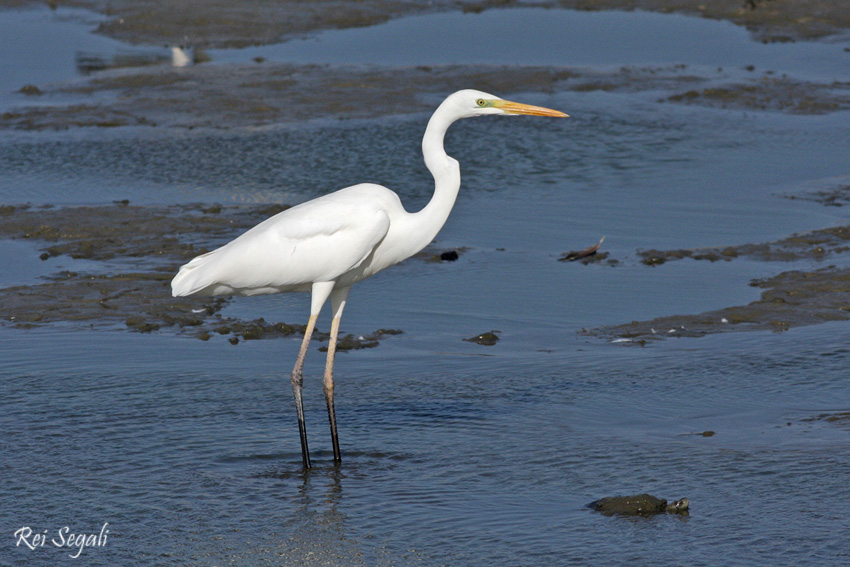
[291,314,317,469]
[323,314,343,463]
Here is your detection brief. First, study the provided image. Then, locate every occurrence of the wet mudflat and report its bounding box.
[585,215,850,342]
[2,2,850,567]
[5,0,850,46]
[4,1,850,129]
[7,63,849,131]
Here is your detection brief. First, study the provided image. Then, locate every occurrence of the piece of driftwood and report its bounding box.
[559,236,605,262]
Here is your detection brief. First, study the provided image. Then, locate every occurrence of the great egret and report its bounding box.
[171,89,567,468]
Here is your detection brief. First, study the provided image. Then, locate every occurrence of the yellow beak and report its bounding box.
[495,100,569,118]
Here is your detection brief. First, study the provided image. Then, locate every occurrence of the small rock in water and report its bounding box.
[588,493,689,516]
[19,84,42,96]
[463,330,500,346]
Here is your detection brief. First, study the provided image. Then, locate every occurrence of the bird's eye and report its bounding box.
[476,99,486,107]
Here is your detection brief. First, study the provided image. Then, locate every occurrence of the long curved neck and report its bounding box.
[406,103,463,251]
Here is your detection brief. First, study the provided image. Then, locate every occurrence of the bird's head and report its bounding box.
[445,89,569,119]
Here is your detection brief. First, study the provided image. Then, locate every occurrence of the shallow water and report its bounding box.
[209,8,850,81]
[2,6,850,567]
[4,322,850,566]
[0,6,128,112]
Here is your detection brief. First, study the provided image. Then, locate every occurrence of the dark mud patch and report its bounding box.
[584,266,850,343]
[3,269,223,334]
[204,318,310,344]
[4,59,846,132]
[1,64,581,131]
[0,202,400,346]
[786,185,850,208]
[554,0,850,42]
[665,77,850,114]
[559,236,619,265]
[318,329,404,352]
[561,250,619,266]
[66,0,449,49]
[584,0,850,41]
[639,224,850,266]
[0,201,287,340]
[678,430,716,437]
[0,201,289,262]
[589,204,850,343]
[801,411,850,428]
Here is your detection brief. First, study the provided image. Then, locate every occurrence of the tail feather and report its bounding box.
[171,251,218,297]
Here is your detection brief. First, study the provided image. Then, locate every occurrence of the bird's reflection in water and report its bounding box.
[75,51,166,74]
[270,463,369,566]
[74,45,201,75]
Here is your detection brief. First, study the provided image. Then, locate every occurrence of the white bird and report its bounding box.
[170,45,192,67]
[171,89,568,468]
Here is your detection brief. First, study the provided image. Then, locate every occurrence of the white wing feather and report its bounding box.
[172,185,394,297]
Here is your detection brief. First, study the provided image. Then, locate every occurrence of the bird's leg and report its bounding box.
[324,314,343,463]
[325,287,350,464]
[291,313,317,469]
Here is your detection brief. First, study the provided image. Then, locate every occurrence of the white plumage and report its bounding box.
[173,185,397,296]
[171,89,567,468]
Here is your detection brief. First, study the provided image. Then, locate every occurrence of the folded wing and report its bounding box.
[172,186,393,297]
